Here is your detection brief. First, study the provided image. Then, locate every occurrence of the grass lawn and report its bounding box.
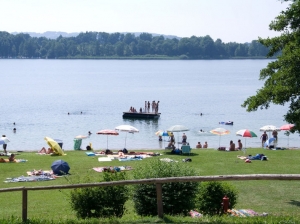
[0,147,300,223]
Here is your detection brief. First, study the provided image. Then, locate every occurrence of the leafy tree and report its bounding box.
[242,0,300,132]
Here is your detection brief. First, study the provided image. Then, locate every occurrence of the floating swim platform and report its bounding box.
[123,112,160,119]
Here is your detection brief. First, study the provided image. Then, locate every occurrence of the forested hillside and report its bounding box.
[0,31,271,59]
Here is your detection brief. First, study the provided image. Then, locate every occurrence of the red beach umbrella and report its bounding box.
[97,129,119,149]
[280,124,295,148]
[280,124,294,131]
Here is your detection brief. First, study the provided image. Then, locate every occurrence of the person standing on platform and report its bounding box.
[147,101,150,113]
[155,101,160,113]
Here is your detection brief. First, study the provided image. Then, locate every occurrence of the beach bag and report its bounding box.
[183,158,192,162]
[261,156,267,161]
[86,145,91,151]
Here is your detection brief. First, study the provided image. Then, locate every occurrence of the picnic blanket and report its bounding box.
[93,166,133,173]
[4,175,55,183]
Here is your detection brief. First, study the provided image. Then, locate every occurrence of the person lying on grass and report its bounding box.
[39,147,53,154]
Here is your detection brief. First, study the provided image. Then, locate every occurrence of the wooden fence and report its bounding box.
[1,174,300,221]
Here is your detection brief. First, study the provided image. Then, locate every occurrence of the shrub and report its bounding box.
[196,181,238,216]
[69,171,129,219]
[132,159,199,216]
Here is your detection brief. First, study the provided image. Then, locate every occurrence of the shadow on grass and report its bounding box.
[288,200,300,207]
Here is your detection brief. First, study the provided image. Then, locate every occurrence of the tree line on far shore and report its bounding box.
[0,31,272,59]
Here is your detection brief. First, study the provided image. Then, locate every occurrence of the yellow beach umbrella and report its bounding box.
[44,137,64,156]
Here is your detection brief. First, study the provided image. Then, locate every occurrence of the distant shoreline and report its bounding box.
[0,56,271,60]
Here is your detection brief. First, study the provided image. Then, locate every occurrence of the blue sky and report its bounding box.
[0,0,290,43]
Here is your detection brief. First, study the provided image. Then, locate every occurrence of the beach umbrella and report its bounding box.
[236,129,257,151]
[44,137,64,155]
[115,125,139,149]
[280,124,295,148]
[51,160,70,176]
[210,127,230,148]
[97,129,119,149]
[167,125,189,149]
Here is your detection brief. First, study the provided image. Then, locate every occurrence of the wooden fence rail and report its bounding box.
[1,174,300,221]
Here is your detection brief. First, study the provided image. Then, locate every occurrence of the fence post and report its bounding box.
[156,183,163,218]
[22,189,28,222]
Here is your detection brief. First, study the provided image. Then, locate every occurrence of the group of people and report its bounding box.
[145,100,160,113]
[260,130,278,147]
[229,139,243,151]
[128,100,160,114]
[196,141,208,148]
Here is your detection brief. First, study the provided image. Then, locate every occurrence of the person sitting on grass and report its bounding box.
[39,147,53,154]
[196,142,202,148]
[229,140,236,151]
[203,141,208,148]
[236,139,243,150]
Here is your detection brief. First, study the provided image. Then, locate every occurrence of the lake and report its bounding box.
[0,59,297,151]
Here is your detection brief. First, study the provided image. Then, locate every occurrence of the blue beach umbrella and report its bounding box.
[51,160,70,176]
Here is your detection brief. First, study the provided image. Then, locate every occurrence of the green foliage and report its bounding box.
[196,181,238,216]
[0,31,269,59]
[69,171,129,219]
[242,0,300,132]
[132,159,199,216]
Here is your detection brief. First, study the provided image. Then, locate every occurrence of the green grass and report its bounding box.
[1,148,300,223]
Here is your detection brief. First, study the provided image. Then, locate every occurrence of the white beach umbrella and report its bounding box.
[115,125,139,149]
[167,125,189,149]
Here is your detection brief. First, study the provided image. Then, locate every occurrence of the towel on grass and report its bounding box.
[4,175,55,183]
[227,209,260,217]
[118,157,143,162]
[93,166,133,172]
[160,158,178,163]
[98,157,113,162]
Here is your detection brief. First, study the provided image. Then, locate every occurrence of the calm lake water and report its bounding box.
[0,59,298,151]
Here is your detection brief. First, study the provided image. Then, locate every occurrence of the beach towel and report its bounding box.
[93,166,133,172]
[98,157,113,162]
[160,158,178,162]
[118,157,143,162]
[86,152,95,156]
[227,209,261,217]
[4,175,55,183]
